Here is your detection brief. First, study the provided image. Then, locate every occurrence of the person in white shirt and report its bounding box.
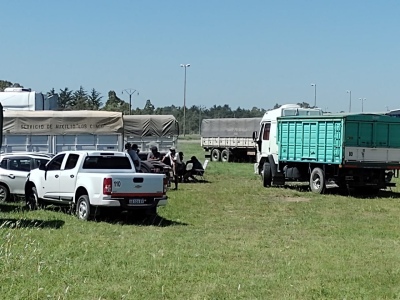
[162,147,182,189]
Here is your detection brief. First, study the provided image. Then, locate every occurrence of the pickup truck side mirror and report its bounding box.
[252,131,258,142]
[39,163,47,171]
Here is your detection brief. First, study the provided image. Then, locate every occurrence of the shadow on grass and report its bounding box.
[280,183,400,199]
[179,179,211,184]
[345,189,400,199]
[94,212,189,227]
[0,203,23,213]
[33,205,187,227]
[0,218,65,229]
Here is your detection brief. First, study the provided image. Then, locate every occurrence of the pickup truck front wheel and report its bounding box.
[76,195,92,221]
[26,187,39,210]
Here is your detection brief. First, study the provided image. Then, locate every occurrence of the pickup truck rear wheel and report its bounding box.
[76,195,92,221]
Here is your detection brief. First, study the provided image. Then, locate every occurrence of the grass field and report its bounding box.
[2,141,400,299]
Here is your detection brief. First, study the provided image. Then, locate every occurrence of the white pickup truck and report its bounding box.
[24,151,168,220]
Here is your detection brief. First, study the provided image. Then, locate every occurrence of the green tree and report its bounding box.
[58,87,73,110]
[102,91,129,113]
[0,80,13,91]
[47,88,56,97]
[88,88,102,110]
[71,86,89,110]
[297,102,311,108]
[143,99,155,114]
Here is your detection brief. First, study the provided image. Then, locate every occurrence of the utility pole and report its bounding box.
[198,105,205,135]
[311,83,317,107]
[180,64,190,136]
[122,89,139,115]
[347,90,352,112]
[359,98,366,112]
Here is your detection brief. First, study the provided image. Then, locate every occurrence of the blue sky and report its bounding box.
[1,0,400,113]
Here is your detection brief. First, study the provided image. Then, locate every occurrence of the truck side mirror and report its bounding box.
[252,131,258,141]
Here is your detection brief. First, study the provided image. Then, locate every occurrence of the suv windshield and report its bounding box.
[82,156,132,169]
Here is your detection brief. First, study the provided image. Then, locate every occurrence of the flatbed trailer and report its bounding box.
[201,117,261,162]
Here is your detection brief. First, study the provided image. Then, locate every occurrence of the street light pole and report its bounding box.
[180,64,190,136]
[359,98,366,112]
[311,83,317,107]
[198,105,205,135]
[347,90,352,112]
[122,89,139,115]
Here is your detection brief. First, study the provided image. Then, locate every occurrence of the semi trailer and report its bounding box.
[201,117,261,162]
[253,104,400,193]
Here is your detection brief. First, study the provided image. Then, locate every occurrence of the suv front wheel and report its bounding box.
[26,186,39,210]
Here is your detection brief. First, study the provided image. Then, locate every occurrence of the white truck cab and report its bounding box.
[253,104,323,174]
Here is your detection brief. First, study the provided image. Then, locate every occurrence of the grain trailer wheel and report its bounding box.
[310,167,326,194]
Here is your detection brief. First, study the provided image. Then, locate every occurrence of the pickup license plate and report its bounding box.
[128,198,146,204]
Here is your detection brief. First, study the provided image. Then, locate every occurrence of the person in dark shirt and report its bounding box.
[147,146,161,161]
[125,142,141,171]
[183,156,204,182]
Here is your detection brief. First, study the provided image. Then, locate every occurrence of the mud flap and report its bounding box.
[268,155,285,185]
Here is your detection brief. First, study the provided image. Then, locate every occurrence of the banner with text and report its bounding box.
[3,110,124,135]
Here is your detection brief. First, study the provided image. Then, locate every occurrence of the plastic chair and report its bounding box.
[194,159,208,182]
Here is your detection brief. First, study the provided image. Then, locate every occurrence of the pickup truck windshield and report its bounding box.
[82,156,132,169]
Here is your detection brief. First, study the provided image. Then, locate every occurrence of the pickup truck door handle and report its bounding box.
[55,175,59,178]
[8,174,15,179]
[70,175,74,178]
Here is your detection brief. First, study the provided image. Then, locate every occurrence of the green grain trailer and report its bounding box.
[264,113,400,193]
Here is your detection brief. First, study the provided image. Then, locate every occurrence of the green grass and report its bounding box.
[2,141,400,299]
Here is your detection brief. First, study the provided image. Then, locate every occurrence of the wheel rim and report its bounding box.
[0,187,6,202]
[312,174,321,190]
[222,151,228,161]
[78,201,88,219]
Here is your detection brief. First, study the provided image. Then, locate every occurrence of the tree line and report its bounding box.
[0,80,312,134]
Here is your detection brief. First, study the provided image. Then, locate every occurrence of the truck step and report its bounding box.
[272,173,285,186]
[326,183,339,189]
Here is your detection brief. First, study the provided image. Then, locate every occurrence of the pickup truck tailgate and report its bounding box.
[111,173,164,196]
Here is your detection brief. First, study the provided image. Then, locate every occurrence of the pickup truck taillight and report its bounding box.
[103,178,112,195]
[163,175,168,194]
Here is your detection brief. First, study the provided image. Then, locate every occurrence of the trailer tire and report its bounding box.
[310,167,326,194]
[262,163,272,187]
[221,149,230,162]
[211,149,221,162]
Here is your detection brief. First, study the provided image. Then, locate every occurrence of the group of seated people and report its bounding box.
[125,143,204,190]
[159,146,204,182]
